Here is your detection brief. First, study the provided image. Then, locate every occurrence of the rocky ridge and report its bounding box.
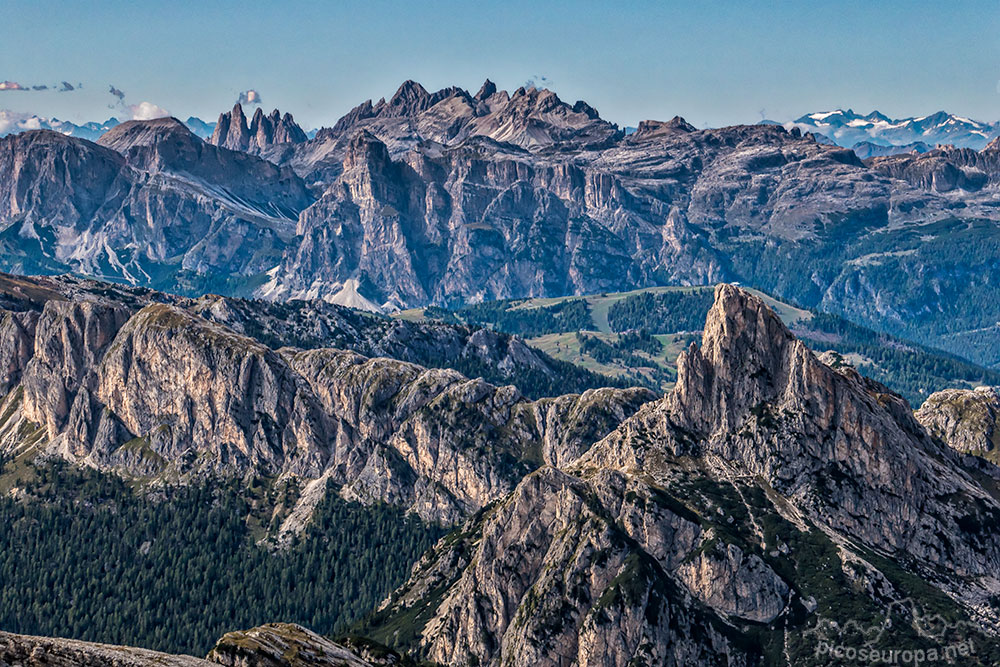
[0,123,312,287]
[0,272,652,525]
[365,285,1000,665]
[209,104,308,155]
[0,624,376,667]
[3,82,1000,368]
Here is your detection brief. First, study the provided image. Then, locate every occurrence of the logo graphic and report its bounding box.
[801,598,984,665]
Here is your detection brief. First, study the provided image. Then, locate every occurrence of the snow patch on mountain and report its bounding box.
[768,109,1000,150]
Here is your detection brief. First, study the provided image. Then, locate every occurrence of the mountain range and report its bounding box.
[0,110,219,141]
[3,274,1000,664]
[769,108,1000,151]
[2,80,1000,371]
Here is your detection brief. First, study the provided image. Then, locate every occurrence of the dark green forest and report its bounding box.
[607,290,716,333]
[426,298,593,338]
[0,462,444,656]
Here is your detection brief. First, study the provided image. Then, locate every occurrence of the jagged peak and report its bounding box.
[984,136,1000,152]
[665,283,917,441]
[666,284,814,434]
[209,102,305,150]
[389,79,431,107]
[475,78,497,101]
[572,99,600,119]
[230,102,248,124]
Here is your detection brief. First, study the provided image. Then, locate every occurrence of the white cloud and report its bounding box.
[0,110,41,135]
[237,89,262,106]
[128,101,170,120]
[0,81,27,92]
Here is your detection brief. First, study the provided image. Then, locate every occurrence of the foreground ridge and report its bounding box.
[363,284,1000,666]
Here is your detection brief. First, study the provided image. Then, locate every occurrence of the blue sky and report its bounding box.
[2,0,998,129]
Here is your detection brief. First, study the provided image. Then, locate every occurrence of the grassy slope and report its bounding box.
[401,285,1000,406]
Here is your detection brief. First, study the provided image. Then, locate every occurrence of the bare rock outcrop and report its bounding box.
[0,625,375,667]
[369,284,1000,665]
[916,386,1000,460]
[0,630,211,666]
[206,623,372,667]
[96,304,329,477]
[0,276,651,526]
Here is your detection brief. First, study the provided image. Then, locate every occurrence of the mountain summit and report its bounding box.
[362,284,1000,665]
[774,108,1000,150]
[209,103,308,154]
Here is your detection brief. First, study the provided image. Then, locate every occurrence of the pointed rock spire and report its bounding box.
[475,79,497,102]
[209,103,251,151]
[208,103,306,153]
[666,284,815,434]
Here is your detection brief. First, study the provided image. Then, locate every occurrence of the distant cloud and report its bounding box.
[523,74,553,90]
[0,110,46,135]
[0,81,27,91]
[129,101,170,120]
[237,89,262,106]
[32,85,48,91]
[109,85,125,101]
[0,110,30,134]
[58,81,75,92]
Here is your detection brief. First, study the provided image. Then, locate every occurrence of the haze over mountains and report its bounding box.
[4,78,1000,664]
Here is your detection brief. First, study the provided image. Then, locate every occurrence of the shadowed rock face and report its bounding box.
[0,122,313,287]
[369,284,1000,666]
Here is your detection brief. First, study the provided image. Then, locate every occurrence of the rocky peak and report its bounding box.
[210,103,251,152]
[474,78,497,101]
[571,99,600,119]
[985,136,1000,152]
[343,130,391,171]
[96,117,209,173]
[387,79,431,113]
[97,117,193,152]
[209,103,306,154]
[629,116,697,142]
[248,107,308,151]
[666,283,807,435]
[275,111,308,144]
[250,107,273,146]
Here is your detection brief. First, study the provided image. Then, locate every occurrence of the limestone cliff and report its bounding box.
[367,284,1000,665]
[0,275,651,526]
